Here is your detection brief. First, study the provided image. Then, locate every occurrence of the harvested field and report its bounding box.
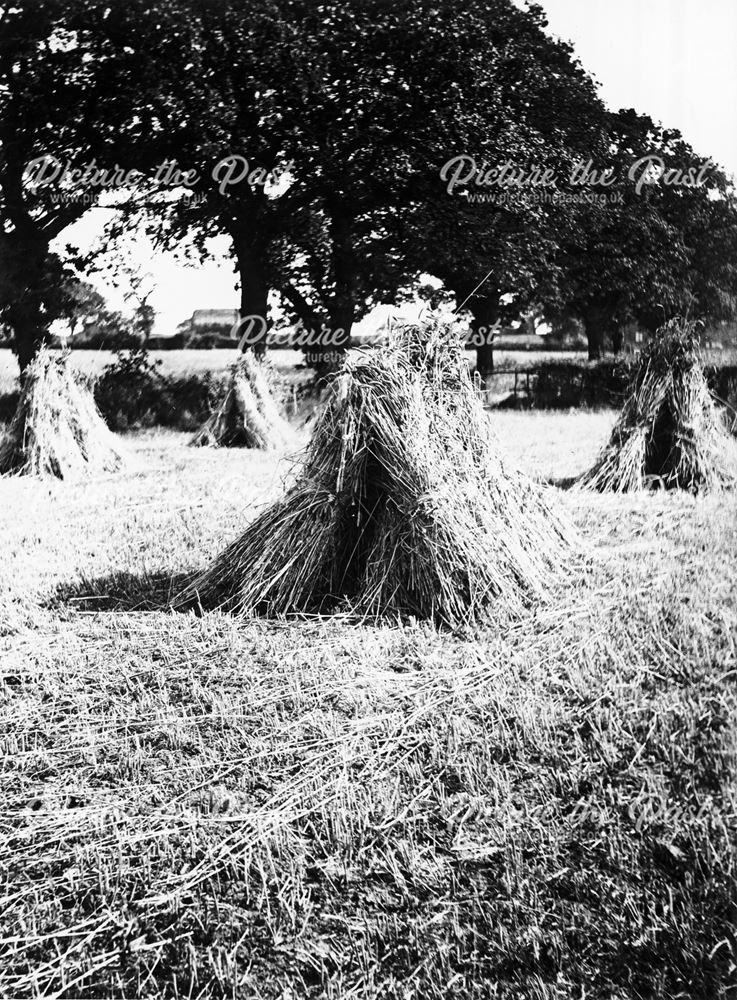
[1,409,735,998]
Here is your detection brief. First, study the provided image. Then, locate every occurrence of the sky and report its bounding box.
[540,0,737,180]
[54,0,737,336]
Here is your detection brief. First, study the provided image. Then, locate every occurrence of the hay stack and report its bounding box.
[0,347,126,480]
[175,324,574,626]
[578,321,737,493]
[191,352,291,449]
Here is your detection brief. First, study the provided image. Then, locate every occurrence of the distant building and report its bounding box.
[190,309,239,330]
[176,308,240,347]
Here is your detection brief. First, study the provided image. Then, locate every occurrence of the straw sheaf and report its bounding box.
[191,351,291,450]
[176,324,575,626]
[0,347,126,480]
[579,321,737,493]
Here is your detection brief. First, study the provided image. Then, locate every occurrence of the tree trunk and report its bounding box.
[0,234,49,377]
[7,296,46,376]
[476,342,494,379]
[582,306,611,361]
[586,327,603,361]
[308,206,356,375]
[611,324,623,355]
[234,239,270,358]
[279,282,324,334]
[469,296,500,387]
[321,299,352,369]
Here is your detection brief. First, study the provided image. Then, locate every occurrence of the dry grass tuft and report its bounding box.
[176,324,575,626]
[0,347,126,480]
[579,320,737,493]
[191,352,291,450]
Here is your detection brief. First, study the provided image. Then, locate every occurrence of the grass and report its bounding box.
[1,409,736,998]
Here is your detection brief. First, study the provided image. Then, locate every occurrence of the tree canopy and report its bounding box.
[1,0,735,372]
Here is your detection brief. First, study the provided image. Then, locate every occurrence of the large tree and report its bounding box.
[551,110,737,358]
[265,0,610,371]
[393,2,609,378]
[10,0,731,377]
[80,0,613,372]
[0,0,133,372]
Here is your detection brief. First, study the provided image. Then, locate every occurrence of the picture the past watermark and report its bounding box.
[230,316,502,352]
[21,154,294,203]
[440,154,717,201]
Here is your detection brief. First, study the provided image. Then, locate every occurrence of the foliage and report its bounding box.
[77,0,612,371]
[93,348,228,431]
[0,1,141,369]
[530,358,634,409]
[401,4,608,350]
[4,0,736,374]
[550,111,737,357]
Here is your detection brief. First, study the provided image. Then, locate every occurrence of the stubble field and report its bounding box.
[0,389,735,998]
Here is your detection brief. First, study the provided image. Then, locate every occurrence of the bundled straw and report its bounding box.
[191,352,290,449]
[0,347,126,480]
[176,323,574,626]
[578,320,737,493]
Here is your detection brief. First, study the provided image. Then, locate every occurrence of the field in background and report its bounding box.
[0,348,301,394]
[1,407,735,998]
[0,347,589,394]
[3,346,735,397]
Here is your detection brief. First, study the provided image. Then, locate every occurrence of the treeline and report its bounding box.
[1,0,736,378]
